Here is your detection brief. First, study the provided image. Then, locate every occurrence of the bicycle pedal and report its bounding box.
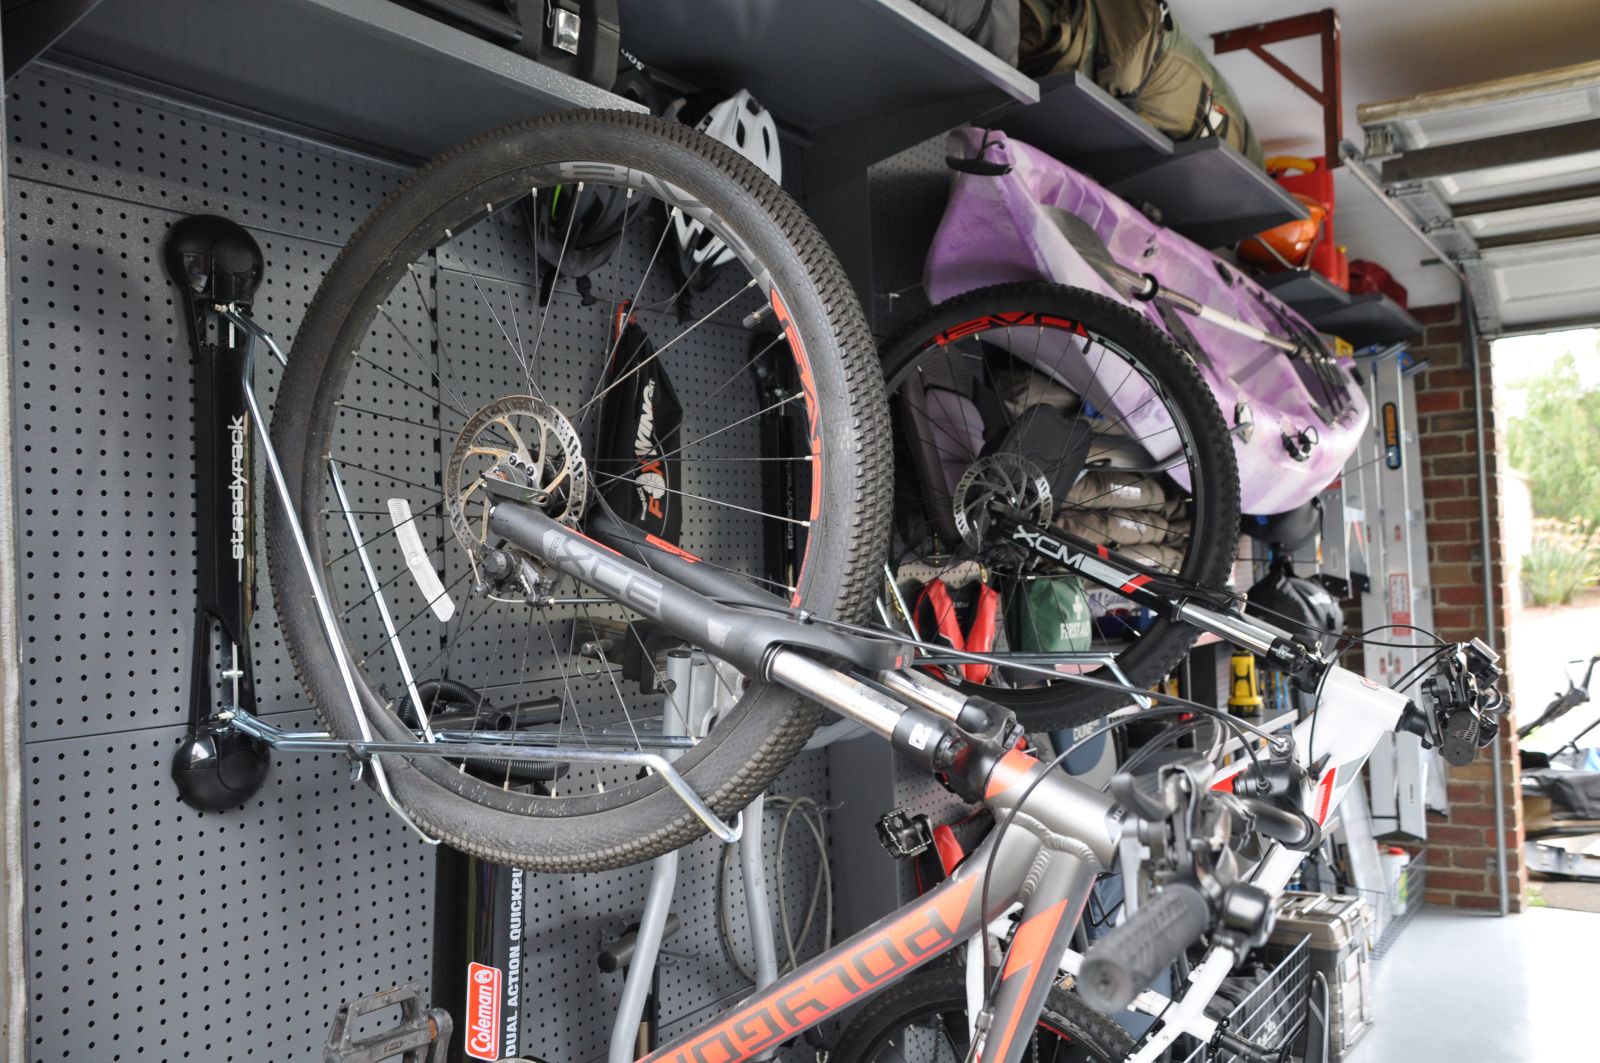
[323,982,451,1063]
[875,807,934,859]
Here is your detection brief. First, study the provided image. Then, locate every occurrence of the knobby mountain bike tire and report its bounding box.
[882,283,1241,730]
[831,964,1135,1063]
[269,110,889,871]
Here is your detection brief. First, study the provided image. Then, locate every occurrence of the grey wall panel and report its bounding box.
[8,198,383,740]
[5,62,406,244]
[10,60,835,1063]
[22,712,436,1062]
[867,134,953,341]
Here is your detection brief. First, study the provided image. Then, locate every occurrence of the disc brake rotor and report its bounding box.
[952,451,1053,551]
[445,394,589,563]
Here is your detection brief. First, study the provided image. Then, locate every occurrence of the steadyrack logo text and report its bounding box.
[229,414,248,578]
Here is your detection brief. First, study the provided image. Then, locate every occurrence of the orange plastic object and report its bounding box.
[1238,193,1327,268]
[1267,155,1334,215]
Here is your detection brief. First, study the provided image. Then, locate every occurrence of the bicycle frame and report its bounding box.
[1000,667,1410,1061]
[644,747,1116,1063]
[485,497,1420,1063]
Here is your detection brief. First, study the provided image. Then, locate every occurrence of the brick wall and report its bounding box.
[1407,301,1526,912]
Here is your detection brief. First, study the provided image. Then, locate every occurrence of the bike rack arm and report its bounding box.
[221,708,740,843]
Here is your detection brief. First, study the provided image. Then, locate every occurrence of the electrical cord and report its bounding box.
[716,794,833,984]
[1119,716,1227,779]
[1392,644,1456,694]
[775,796,833,974]
[1226,592,1448,651]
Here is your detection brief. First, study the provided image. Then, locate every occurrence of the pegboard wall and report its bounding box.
[8,61,834,1063]
[866,134,956,342]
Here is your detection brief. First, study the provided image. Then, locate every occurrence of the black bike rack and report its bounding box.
[164,214,273,812]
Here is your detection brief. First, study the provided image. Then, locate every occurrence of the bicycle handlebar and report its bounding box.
[1236,795,1320,852]
[1078,882,1211,1015]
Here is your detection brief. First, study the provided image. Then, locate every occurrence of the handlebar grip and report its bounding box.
[1079,882,1210,1015]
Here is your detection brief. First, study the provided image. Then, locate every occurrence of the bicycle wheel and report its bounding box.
[268,110,889,871]
[832,965,1134,1063]
[882,283,1240,730]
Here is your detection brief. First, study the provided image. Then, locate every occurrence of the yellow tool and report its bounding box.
[1229,653,1263,715]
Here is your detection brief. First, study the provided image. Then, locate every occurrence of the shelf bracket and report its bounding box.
[1212,8,1342,167]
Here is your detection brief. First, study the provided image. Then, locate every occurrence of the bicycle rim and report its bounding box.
[881,283,1240,729]
[268,111,888,870]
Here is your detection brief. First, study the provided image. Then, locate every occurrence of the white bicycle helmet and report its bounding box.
[673,90,782,284]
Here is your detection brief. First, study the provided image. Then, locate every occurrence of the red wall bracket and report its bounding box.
[1212,8,1343,168]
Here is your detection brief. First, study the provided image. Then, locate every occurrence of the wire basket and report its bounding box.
[1372,848,1426,959]
[1177,934,1312,1063]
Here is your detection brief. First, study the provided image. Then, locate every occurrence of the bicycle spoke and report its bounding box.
[328,495,446,566]
[525,182,589,382]
[580,221,675,411]
[330,459,439,494]
[455,248,546,402]
[536,611,591,756]
[575,278,759,421]
[646,391,805,467]
[673,332,789,426]
[377,295,475,419]
[591,470,810,528]
[333,402,453,438]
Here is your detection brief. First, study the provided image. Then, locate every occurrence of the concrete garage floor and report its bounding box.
[1344,907,1598,1060]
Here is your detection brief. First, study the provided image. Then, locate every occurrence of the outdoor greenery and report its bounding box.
[1508,351,1600,606]
[1507,352,1600,526]
[1522,528,1600,607]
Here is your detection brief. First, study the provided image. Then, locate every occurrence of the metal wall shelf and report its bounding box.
[992,72,1306,248]
[1258,269,1353,317]
[617,0,1037,185]
[1258,269,1423,346]
[1305,292,1424,347]
[619,0,1035,133]
[1107,139,1307,248]
[994,71,1172,176]
[50,0,637,161]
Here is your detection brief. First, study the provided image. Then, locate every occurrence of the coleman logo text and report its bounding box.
[465,962,502,1061]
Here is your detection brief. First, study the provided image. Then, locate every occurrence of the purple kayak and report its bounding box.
[924,127,1368,516]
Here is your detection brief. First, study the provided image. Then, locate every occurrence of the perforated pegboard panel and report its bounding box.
[867,134,956,342]
[865,133,976,885]
[10,62,833,1063]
